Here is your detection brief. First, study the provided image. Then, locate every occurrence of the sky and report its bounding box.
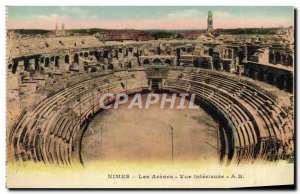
[7,6,294,30]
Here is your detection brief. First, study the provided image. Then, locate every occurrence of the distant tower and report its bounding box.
[62,23,65,36]
[55,22,59,36]
[207,11,213,34]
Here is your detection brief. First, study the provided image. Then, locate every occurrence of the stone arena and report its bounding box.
[6,11,294,167]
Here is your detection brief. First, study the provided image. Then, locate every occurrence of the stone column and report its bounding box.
[29,58,36,71]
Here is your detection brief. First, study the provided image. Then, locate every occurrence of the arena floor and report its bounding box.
[81,93,219,165]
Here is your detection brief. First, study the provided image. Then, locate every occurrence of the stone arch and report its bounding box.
[108,64,114,70]
[103,50,109,58]
[12,60,18,74]
[90,66,98,73]
[127,62,132,68]
[164,58,172,65]
[35,57,39,70]
[153,58,162,65]
[84,52,88,58]
[55,56,59,67]
[24,58,30,71]
[40,57,45,63]
[187,47,192,53]
[269,52,274,64]
[65,55,70,64]
[79,52,83,57]
[287,55,293,66]
[208,48,214,56]
[118,48,123,53]
[143,59,150,65]
[94,51,101,61]
[74,53,79,64]
[282,54,287,65]
[275,52,281,64]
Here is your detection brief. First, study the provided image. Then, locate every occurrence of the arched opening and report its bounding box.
[269,52,274,64]
[50,56,55,62]
[187,47,192,53]
[74,53,79,64]
[35,57,39,70]
[275,52,281,64]
[118,48,123,53]
[54,56,59,67]
[181,47,186,52]
[12,60,18,74]
[287,55,293,66]
[24,58,30,71]
[267,71,275,85]
[153,58,162,65]
[208,48,214,57]
[282,54,287,65]
[65,55,70,64]
[164,59,172,65]
[143,59,150,65]
[127,62,132,68]
[157,47,161,55]
[94,51,101,61]
[103,50,109,58]
[90,67,98,73]
[84,52,88,58]
[114,50,118,58]
[40,57,45,63]
[108,64,114,70]
[193,59,200,68]
[79,52,83,57]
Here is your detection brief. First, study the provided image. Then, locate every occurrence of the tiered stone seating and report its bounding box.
[10,69,149,165]
[164,68,293,163]
[9,67,293,165]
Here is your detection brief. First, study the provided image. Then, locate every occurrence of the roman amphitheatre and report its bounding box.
[6,11,294,167]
